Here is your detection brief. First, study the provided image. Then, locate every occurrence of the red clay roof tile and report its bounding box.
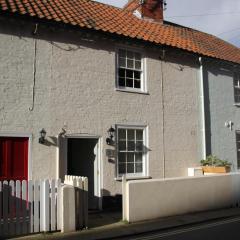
[0,0,240,64]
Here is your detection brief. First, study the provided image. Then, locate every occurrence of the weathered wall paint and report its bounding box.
[0,17,201,196]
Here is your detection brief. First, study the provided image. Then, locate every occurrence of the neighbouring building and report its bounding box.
[0,0,240,209]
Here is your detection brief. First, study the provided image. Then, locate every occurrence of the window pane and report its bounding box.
[119,58,126,68]
[126,78,133,88]
[237,132,240,141]
[126,69,133,79]
[119,78,125,87]
[134,71,141,80]
[235,89,240,103]
[119,140,126,151]
[234,75,240,86]
[119,152,126,163]
[119,49,126,58]
[128,141,135,151]
[127,153,134,163]
[136,130,143,140]
[119,164,126,174]
[235,95,240,103]
[127,59,134,68]
[237,132,240,169]
[135,60,141,70]
[119,68,125,77]
[135,152,142,162]
[127,51,134,59]
[127,163,134,173]
[235,88,240,94]
[118,129,126,140]
[134,80,141,89]
[127,130,134,140]
[135,163,143,173]
[136,141,143,151]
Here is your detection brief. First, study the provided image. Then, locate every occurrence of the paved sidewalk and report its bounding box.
[11,207,240,240]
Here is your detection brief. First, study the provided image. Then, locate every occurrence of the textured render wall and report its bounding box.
[0,17,200,196]
[163,55,201,177]
[124,173,240,222]
[205,63,240,171]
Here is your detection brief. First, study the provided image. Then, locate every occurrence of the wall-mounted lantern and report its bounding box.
[39,128,47,144]
[106,126,115,145]
[225,121,234,131]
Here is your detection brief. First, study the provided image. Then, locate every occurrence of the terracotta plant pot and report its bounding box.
[202,166,231,174]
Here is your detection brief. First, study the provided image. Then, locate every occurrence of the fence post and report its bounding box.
[40,180,49,232]
[61,185,76,233]
[122,175,127,221]
[57,179,62,231]
[83,177,88,229]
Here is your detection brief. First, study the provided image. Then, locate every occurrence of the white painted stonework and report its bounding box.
[123,173,240,222]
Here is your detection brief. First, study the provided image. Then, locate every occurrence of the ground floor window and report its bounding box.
[0,137,28,180]
[117,125,147,178]
[236,131,240,169]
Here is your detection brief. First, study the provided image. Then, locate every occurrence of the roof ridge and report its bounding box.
[0,0,240,64]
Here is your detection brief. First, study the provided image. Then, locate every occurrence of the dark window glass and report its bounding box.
[126,78,133,88]
[134,80,141,89]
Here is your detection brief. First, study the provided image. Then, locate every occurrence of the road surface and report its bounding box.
[117,217,240,240]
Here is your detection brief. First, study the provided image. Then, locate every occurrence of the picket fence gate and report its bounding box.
[64,175,88,229]
[0,179,61,237]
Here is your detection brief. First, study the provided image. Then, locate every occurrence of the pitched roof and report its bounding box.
[1,0,240,65]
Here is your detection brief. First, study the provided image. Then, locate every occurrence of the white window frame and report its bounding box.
[234,72,240,104]
[115,46,147,93]
[115,124,149,179]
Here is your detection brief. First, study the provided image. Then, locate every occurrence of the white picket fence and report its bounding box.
[0,179,61,237]
[64,175,88,229]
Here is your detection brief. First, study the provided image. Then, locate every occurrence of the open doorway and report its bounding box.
[67,137,101,210]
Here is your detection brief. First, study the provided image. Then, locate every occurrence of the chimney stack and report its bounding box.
[124,0,166,23]
[141,0,165,22]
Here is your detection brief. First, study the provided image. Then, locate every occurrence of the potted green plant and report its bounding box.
[200,155,232,174]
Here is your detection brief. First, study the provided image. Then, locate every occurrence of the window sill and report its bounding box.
[115,88,149,95]
[233,103,240,107]
[114,176,152,181]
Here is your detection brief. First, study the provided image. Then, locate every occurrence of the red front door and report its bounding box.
[0,137,28,181]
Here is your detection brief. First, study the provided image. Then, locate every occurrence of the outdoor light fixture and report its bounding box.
[39,128,47,144]
[106,126,115,145]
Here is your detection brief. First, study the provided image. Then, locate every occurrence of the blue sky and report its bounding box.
[96,0,240,47]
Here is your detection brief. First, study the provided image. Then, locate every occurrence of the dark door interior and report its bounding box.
[67,138,98,210]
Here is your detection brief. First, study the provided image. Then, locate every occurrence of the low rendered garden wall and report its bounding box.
[123,173,240,222]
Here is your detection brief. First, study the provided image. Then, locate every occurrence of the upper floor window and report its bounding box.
[236,131,240,169]
[117,49,145,92]
[234,73,240,104]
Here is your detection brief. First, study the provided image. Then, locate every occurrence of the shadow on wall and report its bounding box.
[203,68,212,156]
[101,189,122,211]
[42,136,58,147]
[0,17,113,54]
[0,183,31,238]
